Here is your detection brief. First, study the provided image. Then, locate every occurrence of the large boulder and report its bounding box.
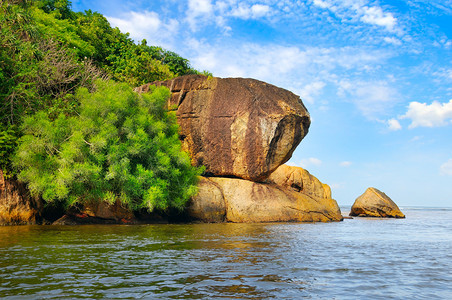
[136,75,310,182]
[0,170,41,225]
[349,187,405,218]
[188,166,343,223]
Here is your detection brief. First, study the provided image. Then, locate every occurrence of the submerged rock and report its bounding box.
[349,187,405,218]
[136,75,311,182]
[188,165,343,223]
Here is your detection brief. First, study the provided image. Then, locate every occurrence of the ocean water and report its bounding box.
[0,207,451,299]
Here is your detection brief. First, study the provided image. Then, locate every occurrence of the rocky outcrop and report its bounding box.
[349,187,405,218]
[136,75,310,182]
[0,170,41,225]
[267,164,332,200]
[2,75,335,225]
[188,165,343,223]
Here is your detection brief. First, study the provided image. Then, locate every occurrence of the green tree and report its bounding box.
[1,0,209,177]
[35,0,74,20]
[14,80,203,212]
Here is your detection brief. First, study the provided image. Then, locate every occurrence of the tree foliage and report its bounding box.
[14,81,203,212]
[1,0,208,212]
[1,0,208,174]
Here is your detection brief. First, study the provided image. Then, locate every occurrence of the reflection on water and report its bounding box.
[1,208,452,299]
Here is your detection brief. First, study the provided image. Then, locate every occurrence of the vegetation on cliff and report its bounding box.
[1,0,205,212]
[14,81,202,211]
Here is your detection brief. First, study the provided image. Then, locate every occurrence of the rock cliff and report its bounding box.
[2,75,342,225]
[0,170,41,225]
[136,75,310,182]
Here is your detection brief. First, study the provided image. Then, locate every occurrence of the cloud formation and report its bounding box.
[186,0,214,31]
[401,100,452,128]
[440,159,452,176]
[107,11,179,47]
[360,5,397,31]
[230,4,271,19]
[340,161,352,167]
[312,0,398,32]
[387,118,402,131]
[338,80,399,119]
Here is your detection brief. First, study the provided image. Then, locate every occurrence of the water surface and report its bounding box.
[1,208,451,299]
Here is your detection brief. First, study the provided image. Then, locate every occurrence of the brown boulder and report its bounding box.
[350,187,405,218]
[186,177,226,223]
[188,175,342,223]
[0,170,42,225]
[267,164,332,200]
[136,75,310,182]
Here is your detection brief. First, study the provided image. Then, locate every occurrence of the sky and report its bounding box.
[72,0,452,207]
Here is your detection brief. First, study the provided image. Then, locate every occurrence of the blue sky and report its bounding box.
[72,0,452,207]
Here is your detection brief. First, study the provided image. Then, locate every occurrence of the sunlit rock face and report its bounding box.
[188,165,343,223]
[136,75,310,182]
[350,187,405,218]
[0,170,41,225]
[267,164,333,200]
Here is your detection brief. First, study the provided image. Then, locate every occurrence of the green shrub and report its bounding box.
[14,80,203,212]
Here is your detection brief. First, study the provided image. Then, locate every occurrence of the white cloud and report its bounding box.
[384,37,402,45]
[360,6,397,31]
[387,118,402,131]
[107,11,179,47]
[433,68,452,82]
[188,40,387,87]
[400,100,452,128]
[185,1,271,32]
[186,40,393,116]
[440,159,452,176]
[311,0,398,32]
[186,0,214,31]
[189,0,213,15]
[298,81,326,104]
[338,80,399,119]
[187,41,308,81]
[230,4,271,19]
[300,157,322,168]
[340,161,352,167]
[313,0,332,9]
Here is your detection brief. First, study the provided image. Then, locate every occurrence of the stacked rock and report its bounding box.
[138,75,343,223]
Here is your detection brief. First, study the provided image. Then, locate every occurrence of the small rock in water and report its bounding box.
[349,187,405,218]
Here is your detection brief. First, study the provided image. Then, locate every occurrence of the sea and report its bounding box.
[0,207,451,299]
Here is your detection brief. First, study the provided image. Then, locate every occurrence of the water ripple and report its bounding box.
[1,208,451,299]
